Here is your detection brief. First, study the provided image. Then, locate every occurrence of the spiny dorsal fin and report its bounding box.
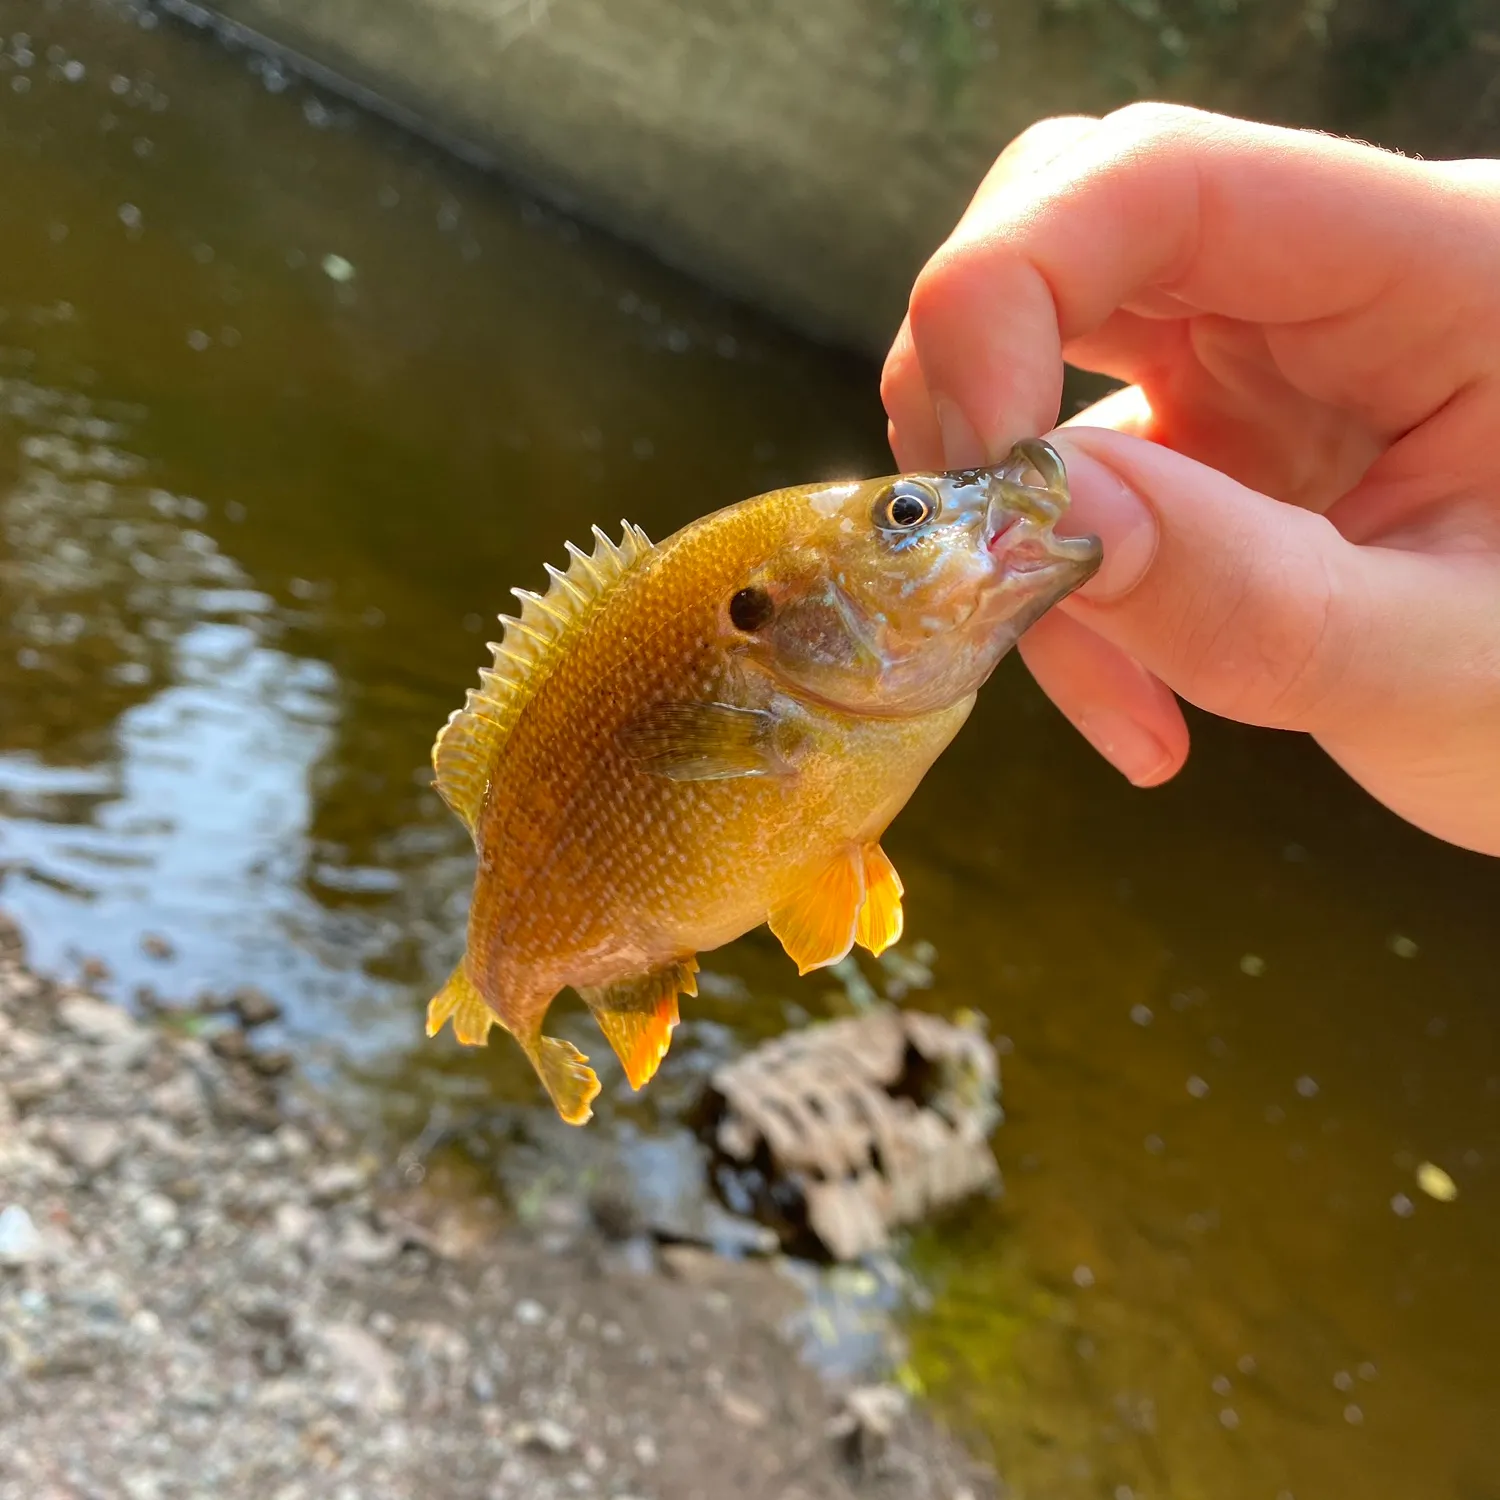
[432,520,654,838]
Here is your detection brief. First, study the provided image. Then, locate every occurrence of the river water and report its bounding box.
[1,4,1497,1497]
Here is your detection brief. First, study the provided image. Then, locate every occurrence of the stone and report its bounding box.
[308,1163,368,1204]
[229,986,282,1029]
[58,993,141,1043]
[136,1193,180,1231]
[828,1385,906,1475]
[315,1322,403,1413]
[45,1117,126,1175]
[149,1072,207,1126]
[0,1204,46,1266]
[336,1218,399,1267]
[513,1418,575,1455]
[8,1064,72,1106]
[140,932,176,960]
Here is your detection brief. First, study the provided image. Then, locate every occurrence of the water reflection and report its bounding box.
[0,3,1497,1499]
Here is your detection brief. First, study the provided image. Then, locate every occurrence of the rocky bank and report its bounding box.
[0,916,994,1500]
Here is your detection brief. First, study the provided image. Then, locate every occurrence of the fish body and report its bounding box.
[428,439,1100,1123]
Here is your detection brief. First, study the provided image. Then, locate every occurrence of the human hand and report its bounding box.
[881,104,1500,857]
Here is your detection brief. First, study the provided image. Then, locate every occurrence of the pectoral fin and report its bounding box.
[618,701,790,782]
[578,957,697,1090]
[855,843,905,956]
[769,847,865,975]
[426,963,498,1046]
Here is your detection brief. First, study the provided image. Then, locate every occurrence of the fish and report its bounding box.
[426,437,1100,1124]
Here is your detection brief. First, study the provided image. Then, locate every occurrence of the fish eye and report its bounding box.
[873,482,938,532]
[728,586,775,632]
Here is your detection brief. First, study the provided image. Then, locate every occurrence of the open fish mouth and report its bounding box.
[978,437,1103,589]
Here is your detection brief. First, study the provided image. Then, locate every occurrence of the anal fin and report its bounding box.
[426,963,498,1046]
[578,958,697,1091]
[769,848,864,976]
[855,843,905,956]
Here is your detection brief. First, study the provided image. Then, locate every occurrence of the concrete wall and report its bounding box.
[180,0,1339,355]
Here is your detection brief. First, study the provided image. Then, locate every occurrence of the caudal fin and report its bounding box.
[425,963,498,1046]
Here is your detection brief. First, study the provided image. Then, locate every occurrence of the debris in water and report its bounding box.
[321,253,356,283]
[699,1005,1002,1261]
[1416,1161,1457,1202]
[1388,933,1419,959]
[1239,953,1265,977]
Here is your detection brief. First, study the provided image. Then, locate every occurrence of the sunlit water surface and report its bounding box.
[1,5,1497,1498]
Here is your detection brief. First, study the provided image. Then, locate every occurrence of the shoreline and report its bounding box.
[0,915,994,1500]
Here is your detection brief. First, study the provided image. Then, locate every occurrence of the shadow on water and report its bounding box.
[0,3,1497,1497]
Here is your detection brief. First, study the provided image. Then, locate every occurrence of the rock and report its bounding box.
[336,1218,399,1267]
[209,1029,252,1062]
[229,986,282,1029]
[58,993,140,1043]
[273,1201,319,1247]
[513,1418,575,1455]
[44,1117,126,1175]
[719,1390,768,1428]
[308,1163,368,1205]
[8,1063,72,1106]
[148,1071,207,1126]
[315,1322,402,1413]
[136,1193,180,1231]
[140,932,176,961]
[513,1298,547,1327]
[0,1204,46,1266]
[79,956,112,987]
[249,1048,294,1078]
[828,1385,907,1475]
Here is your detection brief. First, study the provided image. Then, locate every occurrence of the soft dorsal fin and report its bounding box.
[432,520,655,839]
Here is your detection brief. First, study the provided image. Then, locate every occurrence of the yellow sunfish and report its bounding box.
[427,438,1100,1123]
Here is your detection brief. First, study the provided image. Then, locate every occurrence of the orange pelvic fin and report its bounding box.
[425,963,497,1046]
[769,847,864,976]
[578,957,697,1091]
[855,843,905,957]
[531,1035,602,1126]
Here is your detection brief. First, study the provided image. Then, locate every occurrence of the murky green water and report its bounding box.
[2,4,1497,1498]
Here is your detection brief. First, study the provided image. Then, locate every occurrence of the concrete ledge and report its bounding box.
[180,0,1335,354]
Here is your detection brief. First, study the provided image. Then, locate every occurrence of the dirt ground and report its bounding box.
[0,916,995,1500]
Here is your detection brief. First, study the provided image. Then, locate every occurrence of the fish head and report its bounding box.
[736,438,1101,716]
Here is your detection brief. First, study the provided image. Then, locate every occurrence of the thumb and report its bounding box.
[1046,423,1443,737]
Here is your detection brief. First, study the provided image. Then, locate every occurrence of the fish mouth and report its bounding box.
[978,438,1102,595]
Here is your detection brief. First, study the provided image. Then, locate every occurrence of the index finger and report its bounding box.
[899,103,1500,462]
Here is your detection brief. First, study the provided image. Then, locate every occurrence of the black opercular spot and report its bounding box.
[729,586,775,632]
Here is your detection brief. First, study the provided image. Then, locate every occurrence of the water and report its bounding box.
[1,4,1497,1498]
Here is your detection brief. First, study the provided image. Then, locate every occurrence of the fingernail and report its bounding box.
[932,395,988,470]
[1077,708,1176,787]
[1050,440,1159,603]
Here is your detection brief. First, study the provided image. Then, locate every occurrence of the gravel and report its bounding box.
[0,916,993,1500]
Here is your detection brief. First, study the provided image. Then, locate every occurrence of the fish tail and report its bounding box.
[426,961,499,1046]
[528,1034,602,1126]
